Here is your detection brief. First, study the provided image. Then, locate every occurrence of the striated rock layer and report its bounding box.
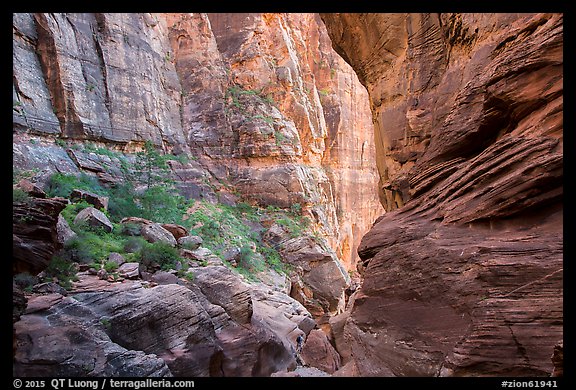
[13,11,381,280]
[163,13,382,270]
[14,270,316,377]
[321,13,563,376]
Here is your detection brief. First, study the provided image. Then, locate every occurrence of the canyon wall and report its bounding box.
[321,13,563,376]
[13,13,381,273]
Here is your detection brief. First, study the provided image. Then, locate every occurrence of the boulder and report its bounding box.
[56,214,77,245]
[161,224,188,240]
[141,223,177,246]
[151,271,181,286]
[107,252,126,267]
[71,189,109,210]
[280,235,350,317]
[73,207,113,233]
[300,329,341,374]
[193,266,252,324]
[177,235,203,250]
[184,247,212,261]
[120,217,152,226]
[221,246,240,262]
[117,262,140,279]
[251,286,315,342]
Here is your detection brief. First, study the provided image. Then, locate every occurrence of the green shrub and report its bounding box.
[14,272,37,292]
[13,168,39,184]
[12,188,31,203]
[43,253,78,290]
[123,236,147,253]
[104,261,118,272]
[107,183,140,222]
[62,229,125,264]
[139,185,186,223]
[100,317,111,329]
[60,200,92,225]
[274,131,286,146]
[238,245,266,274]
[290,203,302,215]
[276,217,304,238]
[137,241,181,271]
[134,140,172,189]
[258,244,285,273]
[120,222,142,236]
[46,172,106,198]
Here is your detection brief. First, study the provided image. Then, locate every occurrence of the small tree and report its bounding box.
[134,140,172,189]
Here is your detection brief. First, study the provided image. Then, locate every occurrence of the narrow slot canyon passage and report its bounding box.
[13,13,562,378]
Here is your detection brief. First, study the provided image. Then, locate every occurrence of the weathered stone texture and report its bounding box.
[321,13,563,376]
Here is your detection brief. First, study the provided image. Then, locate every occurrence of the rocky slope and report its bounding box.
[14,268,318,376]
[321,13,563,376]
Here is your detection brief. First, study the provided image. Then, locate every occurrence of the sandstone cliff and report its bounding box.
[13,12,381,272]
[321,13,562,376]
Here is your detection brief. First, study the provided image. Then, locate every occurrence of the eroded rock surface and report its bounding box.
[321,13,563,376]
[13,197,68,275]
[14,268,318,377]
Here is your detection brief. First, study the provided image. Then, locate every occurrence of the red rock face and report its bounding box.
[162,13,382,270]
[13,197,68,275]
[321,13,563,376]
[13,13,381,308]
[13,13,187,149]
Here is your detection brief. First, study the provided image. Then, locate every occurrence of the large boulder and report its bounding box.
[73,207,113,233]
[71,189,109,210]
[177,235,203,250]
[141,223,177,246]
[107,252,126,267]
[56,214,77,245]
[280,234,350,320]
[193,266,252,324]
[300,329,341,374]
[117,262,140,279]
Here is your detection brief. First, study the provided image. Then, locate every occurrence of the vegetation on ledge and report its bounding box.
[18,142,317,288]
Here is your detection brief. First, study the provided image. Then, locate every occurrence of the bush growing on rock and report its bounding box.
[137,241,182,271]
[47,172,106,199]
[43,254,78,290]
[61,226,125,265]
[13,272,38,292]
[123,236,148,253]
[12,188,31,203]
